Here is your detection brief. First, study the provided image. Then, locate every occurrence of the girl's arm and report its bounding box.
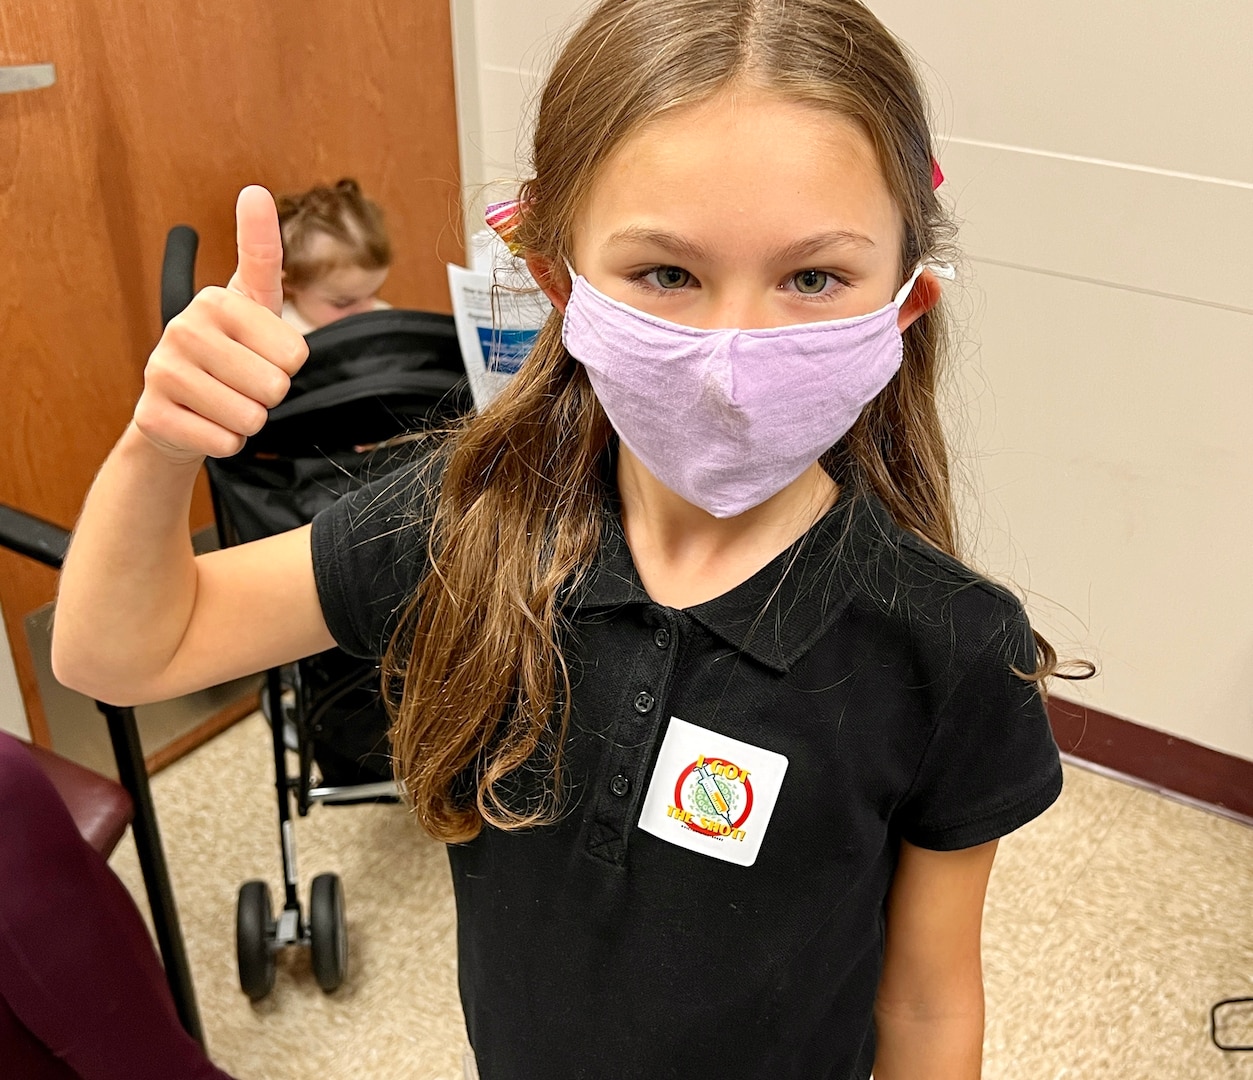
[52,188,334,705]
[872,838,999,1080]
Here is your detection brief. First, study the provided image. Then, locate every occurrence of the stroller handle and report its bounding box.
[0,504,69,570]
[160,225,199,329]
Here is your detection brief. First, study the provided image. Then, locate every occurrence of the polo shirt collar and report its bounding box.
[570,486,893,673]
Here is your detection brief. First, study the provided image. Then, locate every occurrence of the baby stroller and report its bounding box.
[161,226,472,1000]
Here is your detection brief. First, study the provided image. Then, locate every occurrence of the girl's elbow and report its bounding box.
[50,631,151,706]
[874,990,984,1026]
[49,629,92,694]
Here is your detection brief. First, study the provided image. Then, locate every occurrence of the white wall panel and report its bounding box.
[941,141,1253,312]
[0,600,29,739]
[870,0,1253,184]
[954,260,1253,759]
[449,0,486,235]
[450,0,570,237]
[470,0,585,73]
[475,64,543,177]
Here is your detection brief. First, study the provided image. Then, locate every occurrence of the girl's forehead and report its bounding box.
[311,263,389,296]
[578,90,901,254]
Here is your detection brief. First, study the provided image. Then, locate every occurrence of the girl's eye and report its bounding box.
[792,270,830,295]
[649,266,691,290]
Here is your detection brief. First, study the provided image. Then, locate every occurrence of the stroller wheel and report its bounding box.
[236,880,277,1001]
[309,873,348,993]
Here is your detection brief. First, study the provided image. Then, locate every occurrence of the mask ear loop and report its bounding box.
[892,261,955,308]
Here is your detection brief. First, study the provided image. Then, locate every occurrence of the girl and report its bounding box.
[276,177,392,333]
[53,1,1080,1076]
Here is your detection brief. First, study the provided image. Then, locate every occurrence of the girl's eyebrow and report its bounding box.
[771,229,877,263]
[603,226,876,264]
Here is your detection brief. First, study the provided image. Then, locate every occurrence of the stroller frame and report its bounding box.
[162,225,470,1000]
[233,664,388,999]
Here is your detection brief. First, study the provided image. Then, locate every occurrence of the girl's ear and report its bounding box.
[524,253,572,314]
[897,268,943,332]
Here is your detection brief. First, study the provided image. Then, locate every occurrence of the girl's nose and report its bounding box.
[703,289,778,331]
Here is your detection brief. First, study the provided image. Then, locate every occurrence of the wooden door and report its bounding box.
[0,0,462,743]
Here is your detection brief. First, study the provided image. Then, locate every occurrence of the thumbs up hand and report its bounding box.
[133,186,309,465]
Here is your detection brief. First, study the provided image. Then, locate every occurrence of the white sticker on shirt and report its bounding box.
[637,716,789,867]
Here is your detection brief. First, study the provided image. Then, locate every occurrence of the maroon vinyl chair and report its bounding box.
[0,505,201,1031]
[23,739,135,854]
[0,501,232,1077]
[0,729,235,1079]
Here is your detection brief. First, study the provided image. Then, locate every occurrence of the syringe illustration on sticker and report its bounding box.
[694,763,735,828]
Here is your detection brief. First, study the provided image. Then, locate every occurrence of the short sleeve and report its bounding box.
[893,603,1063,850]
[310,462,431,660]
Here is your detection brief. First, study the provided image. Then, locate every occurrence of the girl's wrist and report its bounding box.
[120,419,208,473]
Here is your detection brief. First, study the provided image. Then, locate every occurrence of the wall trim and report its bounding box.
[1048,696,1253,824]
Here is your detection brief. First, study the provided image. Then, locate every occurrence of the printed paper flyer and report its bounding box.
[447,231,551,411]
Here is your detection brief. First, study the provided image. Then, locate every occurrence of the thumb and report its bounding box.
[227,185,285,316]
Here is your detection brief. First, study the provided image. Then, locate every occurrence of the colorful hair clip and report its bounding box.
[485,199,526,255]
[931,157,944,190]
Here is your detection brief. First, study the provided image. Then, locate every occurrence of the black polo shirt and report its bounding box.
[311,464,1061,1080]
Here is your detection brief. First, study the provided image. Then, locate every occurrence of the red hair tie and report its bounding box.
[931,157,944,190]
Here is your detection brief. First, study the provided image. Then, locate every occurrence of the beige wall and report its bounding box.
[869,0,1253,763]
[450,1,1253,762]
[450,0,583,238]
[0,599,29,739]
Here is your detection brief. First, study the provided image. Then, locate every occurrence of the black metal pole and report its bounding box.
[101,702,204,1044]
[267,667,301,912]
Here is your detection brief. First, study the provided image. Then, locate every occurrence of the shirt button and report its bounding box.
[653,628,670,649]
[610,774,631,797]
[634,691,655,714]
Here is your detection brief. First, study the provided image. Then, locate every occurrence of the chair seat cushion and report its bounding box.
[23,743,132,856]
[0,730,237,1079]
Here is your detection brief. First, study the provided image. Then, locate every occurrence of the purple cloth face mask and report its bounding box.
[562,263,950,518]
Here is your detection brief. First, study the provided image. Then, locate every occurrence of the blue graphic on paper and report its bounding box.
[477,327,539,374]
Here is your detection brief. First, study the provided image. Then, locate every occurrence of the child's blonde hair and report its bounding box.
[276,178,391,290]
[385,0,1071,845]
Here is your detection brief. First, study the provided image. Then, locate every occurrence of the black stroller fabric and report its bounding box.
[206,308,471,786]
[209,309,469,544]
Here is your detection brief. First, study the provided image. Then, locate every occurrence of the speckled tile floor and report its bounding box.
[109,713,1253,1079]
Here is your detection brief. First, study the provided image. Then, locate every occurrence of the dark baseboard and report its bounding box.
[1048,696,1253,822]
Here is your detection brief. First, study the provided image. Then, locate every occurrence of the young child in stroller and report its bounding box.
[277,178,393,334]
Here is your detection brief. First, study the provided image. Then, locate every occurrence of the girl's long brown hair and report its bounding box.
[385,0,1083,844]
